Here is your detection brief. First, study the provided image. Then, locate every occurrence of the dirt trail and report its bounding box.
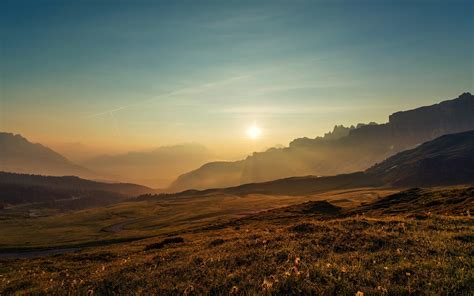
[100,217,152,233]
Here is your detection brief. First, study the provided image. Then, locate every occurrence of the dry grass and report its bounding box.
[0,188,397,249]
[0,187,473,295]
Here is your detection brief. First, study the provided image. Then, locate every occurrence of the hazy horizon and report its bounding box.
[1,90,468,163]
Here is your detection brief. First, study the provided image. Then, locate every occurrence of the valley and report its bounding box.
[0,187,398,252]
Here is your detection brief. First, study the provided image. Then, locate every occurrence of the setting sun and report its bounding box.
[246,125,262,139]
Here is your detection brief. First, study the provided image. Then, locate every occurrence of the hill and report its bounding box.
[0,172,153,196]
[0,172,153,210]
[366,130,474,186]
[0,133,95,179]
[169,92,474,191]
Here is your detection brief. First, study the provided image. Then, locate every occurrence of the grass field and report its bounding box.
[0,186,472,295]
[0,188,398,250]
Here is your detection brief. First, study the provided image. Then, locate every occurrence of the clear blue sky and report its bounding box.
[1,0,473,156]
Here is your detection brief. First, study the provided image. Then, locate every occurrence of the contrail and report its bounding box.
[85,74,253,118]
[85,57,321,118]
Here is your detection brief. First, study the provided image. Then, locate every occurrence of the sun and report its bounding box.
[246,124,262,139]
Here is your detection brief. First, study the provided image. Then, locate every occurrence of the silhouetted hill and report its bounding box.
[366,131,474,187]
[0,172,153,196]
[169,93,474,191]
[348,187,473,216]
[0,172,154,209]
[0,133,95,178]
[167,172,381,198]
[82,143,215,188]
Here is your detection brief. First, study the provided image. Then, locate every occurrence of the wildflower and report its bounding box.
[230,286,239,294]
[262,278,273,289]
[262,276,278,290]
[294,257,301,266]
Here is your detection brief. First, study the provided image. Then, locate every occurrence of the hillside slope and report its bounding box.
[0,133,95,178]
[1,186,472,295]
[366,130,474,186]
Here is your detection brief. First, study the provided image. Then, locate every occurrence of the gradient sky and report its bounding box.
[1,0,473,158]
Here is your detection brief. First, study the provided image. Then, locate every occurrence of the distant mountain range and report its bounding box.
[153,130,474,199]
[0,132,215,188]
[169,92,474,191]
[81,143,215,188]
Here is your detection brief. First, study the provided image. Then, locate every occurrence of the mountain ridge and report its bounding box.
[152,130,474,199]
[0,132,96,179]
[169,92,474,191]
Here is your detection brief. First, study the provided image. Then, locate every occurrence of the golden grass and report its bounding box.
[0,186,472,295]
[0,188,397,249]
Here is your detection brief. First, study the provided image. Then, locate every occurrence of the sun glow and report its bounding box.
[246,124,262,139]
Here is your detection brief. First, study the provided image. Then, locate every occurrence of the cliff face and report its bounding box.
[169,93,474,191]
[388,92,474,143]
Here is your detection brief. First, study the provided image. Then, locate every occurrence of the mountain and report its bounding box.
[0,133,96,179]
[82,143,215,188]
[169,92,474,191]
[366,130,474,187]
[155,130,474,200]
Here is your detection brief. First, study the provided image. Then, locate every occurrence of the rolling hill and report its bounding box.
[0,171,153,196]
[0,172,153,209]
[169,92,474,191]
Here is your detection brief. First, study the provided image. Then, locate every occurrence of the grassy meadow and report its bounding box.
[0,186,472,295]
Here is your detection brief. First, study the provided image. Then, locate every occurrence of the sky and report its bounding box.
[1,0,473,158]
